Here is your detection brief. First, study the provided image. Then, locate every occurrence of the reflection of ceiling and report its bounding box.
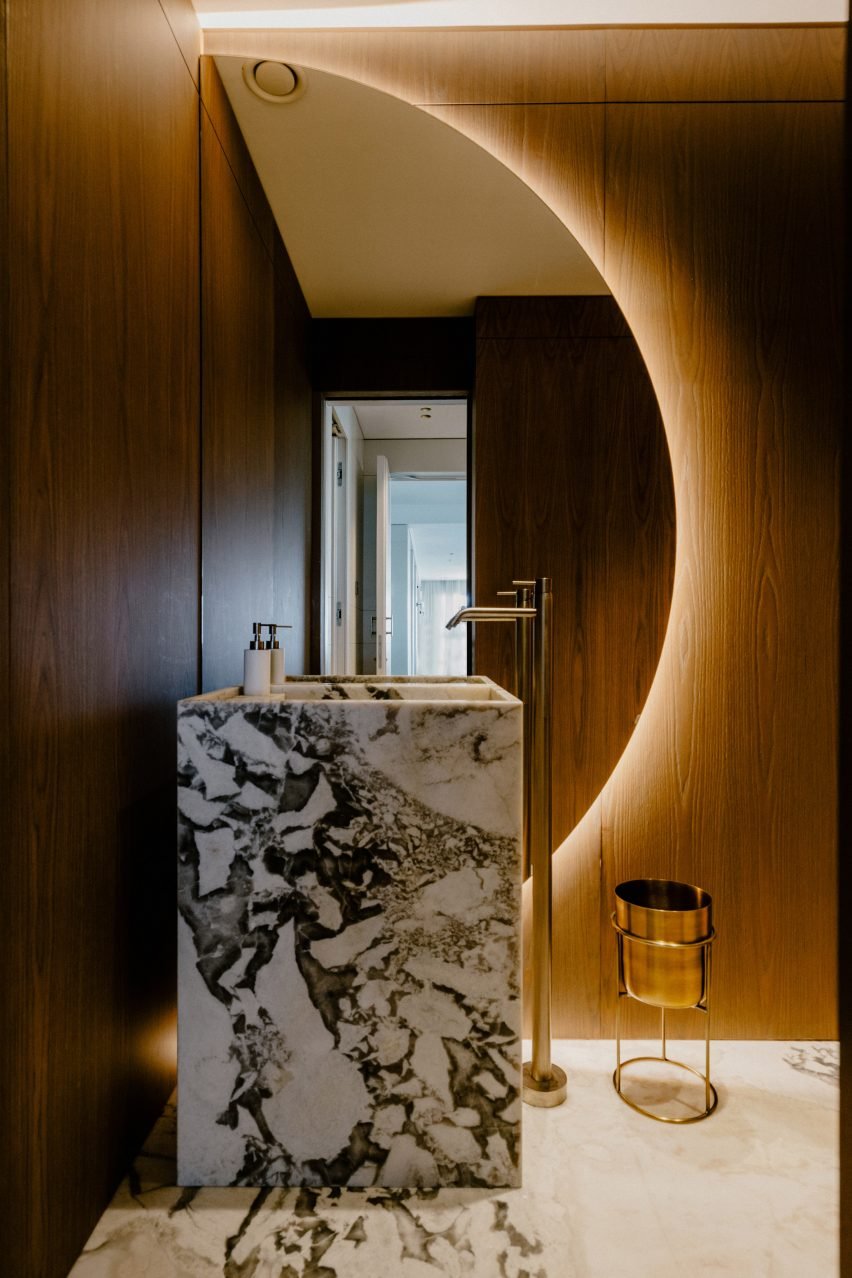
[391,478,467,581]
[354,401,466,440]
[391,479,466,526]
[214,57,608,316]
[197,2,846,25]
[410,524,466,581]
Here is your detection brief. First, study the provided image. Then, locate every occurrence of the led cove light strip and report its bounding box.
[196,1,848,30]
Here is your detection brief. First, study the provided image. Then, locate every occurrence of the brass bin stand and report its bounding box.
[611,879,717,1123]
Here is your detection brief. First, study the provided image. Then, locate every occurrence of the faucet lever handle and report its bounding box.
[512,579,536,588]
[496,591,516,597]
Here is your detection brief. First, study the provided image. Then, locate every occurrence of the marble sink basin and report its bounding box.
[177,676,523,1189]
[264,676,509,701]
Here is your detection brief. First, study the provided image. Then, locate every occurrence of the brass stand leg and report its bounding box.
[615,932,623,1093]
[704,943,712,1113]
[610,919,718,1123]
[615,989,622,1093]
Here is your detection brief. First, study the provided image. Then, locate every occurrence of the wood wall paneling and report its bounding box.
[0,0,13,1258]
[311,317,475,396]
[200,57,314,689]
[200,110,277,691]
[474,297,675,1035]
[274,266,313,675]
[203,28,606,105]
[5,0,200,1272]
[157,0,201,86]
[600,100,840,1039]
[475,295,629,340]
[605,25,846,103]
[474,297,675,852]
[840,30,852,1271]
[423,104,606,273]
[200,56,276,259]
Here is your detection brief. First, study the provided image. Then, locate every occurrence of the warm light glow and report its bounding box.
[195,0,848,30]
[143,1011,178,1072]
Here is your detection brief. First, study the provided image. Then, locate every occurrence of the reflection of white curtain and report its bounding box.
[417,580,468,677]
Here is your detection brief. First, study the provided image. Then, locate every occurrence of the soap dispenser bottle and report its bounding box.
[243,622,271,695]
[267,622,292,685]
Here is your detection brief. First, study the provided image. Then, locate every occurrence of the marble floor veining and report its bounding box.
[69,1040,838,1278]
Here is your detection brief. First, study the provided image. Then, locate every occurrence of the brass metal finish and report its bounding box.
[522,578,566,1107]
[615,879,711,1009]
[514,582,535,882]
[444,604,536,626]
[495,581,535,882]
[447,578,566,1109]
[523,1061,568,1107]
[611,879,717,1123]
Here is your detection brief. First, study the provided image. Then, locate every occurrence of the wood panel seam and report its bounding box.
[156,0,200,88]
[200,98,276,271]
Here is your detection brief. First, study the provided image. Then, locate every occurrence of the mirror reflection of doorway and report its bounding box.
[321,398,468,676]
[390,476,467,677]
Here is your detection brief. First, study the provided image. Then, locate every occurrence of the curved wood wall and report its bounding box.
[208,23,843,1039]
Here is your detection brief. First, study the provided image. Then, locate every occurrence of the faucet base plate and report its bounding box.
[522,1061,568,1107]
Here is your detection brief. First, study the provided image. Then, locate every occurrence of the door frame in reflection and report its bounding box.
[319,396,469,677]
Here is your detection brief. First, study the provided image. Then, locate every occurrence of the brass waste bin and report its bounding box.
[612,879,717,1122]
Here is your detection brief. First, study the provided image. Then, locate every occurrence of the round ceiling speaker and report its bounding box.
[243,61,306,104]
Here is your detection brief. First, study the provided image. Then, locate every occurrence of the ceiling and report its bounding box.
[214,56,608,316]
[390,477,467,580]
[196,2,847,27]
[409,524,467,581]
[352,401,466,440]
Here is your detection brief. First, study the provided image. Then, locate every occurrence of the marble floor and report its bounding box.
[70,1039,838,1278]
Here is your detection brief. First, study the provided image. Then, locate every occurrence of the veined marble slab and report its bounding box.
[177,677,523,1189]
[70,1041,840,1278]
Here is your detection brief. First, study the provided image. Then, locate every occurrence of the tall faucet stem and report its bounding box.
[445,581,566,1108]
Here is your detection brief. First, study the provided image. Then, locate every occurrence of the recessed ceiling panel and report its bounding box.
[214,56,608,316]
[353,401,467,439]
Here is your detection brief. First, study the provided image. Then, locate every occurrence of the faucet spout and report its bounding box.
[445,604,536,630]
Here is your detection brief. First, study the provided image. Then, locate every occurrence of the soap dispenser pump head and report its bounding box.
[250,622,265,650]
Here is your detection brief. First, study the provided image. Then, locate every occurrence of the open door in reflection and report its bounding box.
[374,452,390,675]
[321,397,468,676]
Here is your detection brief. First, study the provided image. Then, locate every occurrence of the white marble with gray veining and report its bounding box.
[69,1039,839,1278]
[177,678,523,1190]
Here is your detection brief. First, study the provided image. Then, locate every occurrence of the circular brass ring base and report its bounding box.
[522,1062,568,1107]
[613,1055,718,1123]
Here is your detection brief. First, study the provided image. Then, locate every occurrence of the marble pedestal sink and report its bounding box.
[177,676,523,1188]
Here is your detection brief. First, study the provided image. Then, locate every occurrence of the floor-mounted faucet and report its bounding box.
[447,578,567,1108]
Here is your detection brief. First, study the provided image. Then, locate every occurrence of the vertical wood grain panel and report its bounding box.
[200,60,314,691]
[203,28,606,105]
[840,34,852,1268]
[5,0,200,1272]
[274,264,312,675]
[474,298,675,1035]
[157,0,200,86]
[200,111,276,691]
[605,25,845,103]
[599,101,840,1038]
[0,0,13,1258]
[200,56,276,258]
